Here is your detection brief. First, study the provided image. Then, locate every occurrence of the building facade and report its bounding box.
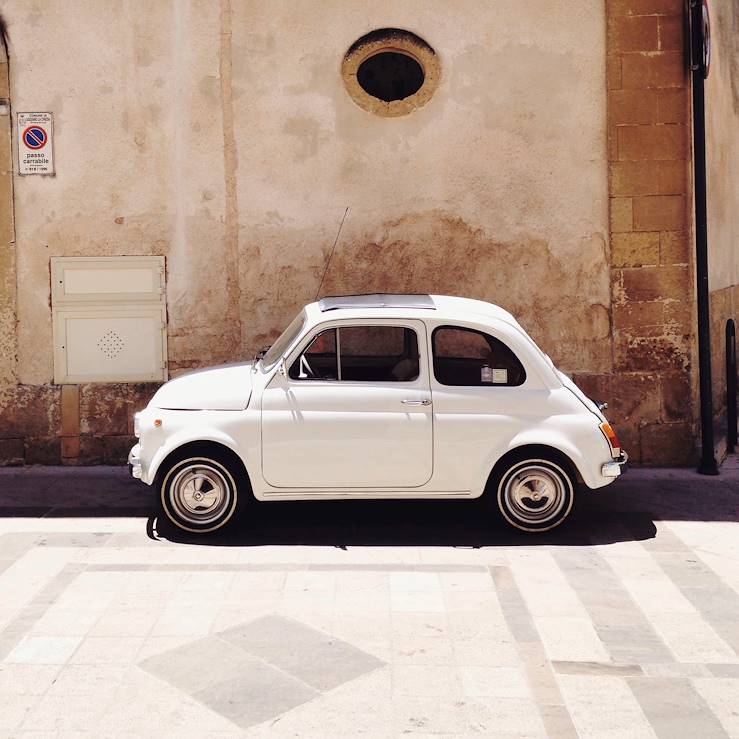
[0,0,737,467]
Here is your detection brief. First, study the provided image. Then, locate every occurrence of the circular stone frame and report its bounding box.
[342,28,441,117]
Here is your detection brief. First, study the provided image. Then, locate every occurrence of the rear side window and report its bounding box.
[432,326,525,386]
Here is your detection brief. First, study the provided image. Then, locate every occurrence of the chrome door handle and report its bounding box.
[401,399,431,406]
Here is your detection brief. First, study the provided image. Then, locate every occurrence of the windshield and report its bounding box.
[262,310,306,370]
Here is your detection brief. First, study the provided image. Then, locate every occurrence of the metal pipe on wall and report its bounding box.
[726,320,737,453]
[689,0,718,475]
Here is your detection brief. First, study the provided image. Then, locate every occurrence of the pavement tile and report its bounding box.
[391,664,463,697]
[391,634,454,664]
[45,663,127,698]
[390,572,441,591]
[139,634,258,694]
[460,665,532,698]
[553,660,643,676]
[627,676,730,739]
[20,693,112,732]
[693,677,739,737]
[390,609,445,635]
[218,614,384,692]
[534,616,610,662]
[538,703,579,739]
[558,674,657,739]
[99,666,240,735]
[4,635,82,664]
[69,636,145,664]
[391,589,445,612]
[451,636,520,666]
[0,663,62,694]
[705,663,739,678]
[0,694,33,732]
[1,465,739,736]
[194,660,318,729]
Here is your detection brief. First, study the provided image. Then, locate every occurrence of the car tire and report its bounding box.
[158,450,243,533]
[493,456,575,533]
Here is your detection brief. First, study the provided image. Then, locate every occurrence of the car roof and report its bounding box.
[308,294,518,326]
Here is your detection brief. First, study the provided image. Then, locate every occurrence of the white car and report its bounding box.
[128,294,627,534]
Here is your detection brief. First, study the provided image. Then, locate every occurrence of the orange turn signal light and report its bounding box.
[599,422,621,456]
[154,419,162,428]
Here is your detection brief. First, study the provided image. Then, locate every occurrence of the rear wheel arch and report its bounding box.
[486,444,582,492]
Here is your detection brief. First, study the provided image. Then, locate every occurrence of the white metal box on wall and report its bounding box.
[51,256,168,384]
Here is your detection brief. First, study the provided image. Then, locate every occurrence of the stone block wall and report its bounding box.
[578,0,697,465]
[0,383,157,466]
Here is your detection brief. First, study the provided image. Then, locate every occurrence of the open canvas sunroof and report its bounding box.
[318,294,436,312]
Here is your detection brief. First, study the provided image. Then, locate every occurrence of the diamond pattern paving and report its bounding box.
[139,615,384,729]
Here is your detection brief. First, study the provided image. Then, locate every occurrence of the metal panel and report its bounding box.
[51,256,168,384]
[51,256,164,304]
[53,306,167,384]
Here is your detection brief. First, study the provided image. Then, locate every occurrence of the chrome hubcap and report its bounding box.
[170,465,230,525]
[504,465,566,524]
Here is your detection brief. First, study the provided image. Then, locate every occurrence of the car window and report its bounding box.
[289,329,338,380]
[290,325,419,382]
[340,326,419,382]
[432,326,525,386]
[262,310,305,369]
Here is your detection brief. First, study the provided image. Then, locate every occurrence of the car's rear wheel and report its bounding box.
[495,457,574,533]
[159,451,241,533]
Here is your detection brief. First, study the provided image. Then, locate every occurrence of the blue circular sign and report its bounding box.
[22,125,47,150]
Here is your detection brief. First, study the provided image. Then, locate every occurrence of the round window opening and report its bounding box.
[357,51,425,102]
[342,29,440,117]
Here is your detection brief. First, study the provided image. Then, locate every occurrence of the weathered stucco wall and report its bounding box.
[5,1,725,468]
[706,0,739,451]
[232,0,611,375]
[706,0,739,294]
[6,1,236,384]
[0,0,614,465]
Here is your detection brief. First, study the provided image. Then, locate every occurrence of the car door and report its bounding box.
[428,323,544,492]
[261,319,433,489]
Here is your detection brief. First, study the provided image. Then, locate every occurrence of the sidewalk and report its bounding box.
[0,464,738,737]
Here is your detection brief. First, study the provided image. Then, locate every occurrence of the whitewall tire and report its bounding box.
[159,455,239,533]
[496,458,574,533]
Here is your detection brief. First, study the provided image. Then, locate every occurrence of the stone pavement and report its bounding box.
[0,463,738,737]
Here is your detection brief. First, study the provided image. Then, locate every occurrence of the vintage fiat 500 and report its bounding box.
[128,294,627,534]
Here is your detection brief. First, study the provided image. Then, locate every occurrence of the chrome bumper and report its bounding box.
[601,450,629,478]
[128,443,142,480]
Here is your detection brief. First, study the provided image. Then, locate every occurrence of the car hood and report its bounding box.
[150,363,253,410]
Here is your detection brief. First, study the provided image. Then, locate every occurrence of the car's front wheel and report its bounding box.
[495,456,575,533]
[159,452,241,533]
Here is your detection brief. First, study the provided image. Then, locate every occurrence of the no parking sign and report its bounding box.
[17,112,55,175]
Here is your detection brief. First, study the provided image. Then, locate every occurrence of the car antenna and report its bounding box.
[315,206,349,301]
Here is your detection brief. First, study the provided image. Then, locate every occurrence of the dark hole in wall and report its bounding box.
[357,51,424,102]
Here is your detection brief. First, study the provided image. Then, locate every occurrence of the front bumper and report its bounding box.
[128,443,142,480]
[601,450,629,478]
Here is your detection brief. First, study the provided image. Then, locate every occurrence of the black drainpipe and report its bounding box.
[689,0,718,474]
[726,320,737,453]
